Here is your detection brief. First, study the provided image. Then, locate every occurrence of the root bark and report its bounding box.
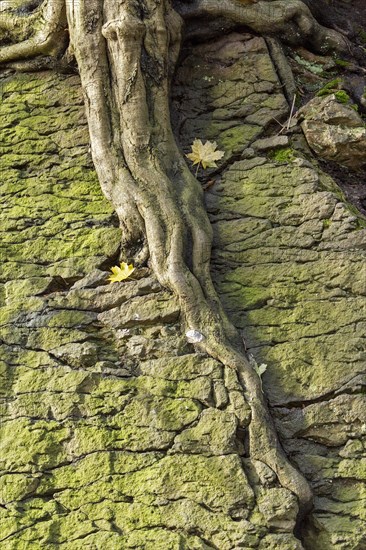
[65,0,313,517]
[0,0,67,63]
[175,0,348,53]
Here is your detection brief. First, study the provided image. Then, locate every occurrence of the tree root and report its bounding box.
[0,0,67,63]
[175,0,349,54]
[65,0,313,520]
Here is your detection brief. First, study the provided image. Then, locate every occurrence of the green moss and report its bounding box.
[334,58,350,68]
[121,529,208,549]
[26,327,91,350]
[334,90,351,104]
[218,124,261,156]
[136,374,212,402]
[269,147,296,163]
[358,28,366,44]
[259,534,304,549]
[316,78,342,96]
[13,366,95,394]
[0,72,120,287]
[0,473,40,505]
[37,452,163,494]
[4,278,53,303]
[173,409,237,454]
[11,484,262,548]
[51,454,254,514]
[120,395,202,431]
[0,418,69,473]
[303,512,366,550]
[315,81,355,108]
[140,355,222,381]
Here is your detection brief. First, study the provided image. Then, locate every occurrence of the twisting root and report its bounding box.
[0,0,67,63]
[175,0,348,53]
[66,0,313,519]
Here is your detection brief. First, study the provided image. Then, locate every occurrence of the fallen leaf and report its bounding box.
[108,262,135,284]
[186,139,224,170]
[256,363,267,377]
[249,354,267,392]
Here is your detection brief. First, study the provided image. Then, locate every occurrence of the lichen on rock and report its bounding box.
[1,25,366,550]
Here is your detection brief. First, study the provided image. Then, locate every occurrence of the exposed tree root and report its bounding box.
[0,0,350,529]
[174,0,349,53]
[0,0,67,63]
[64,0,313,518]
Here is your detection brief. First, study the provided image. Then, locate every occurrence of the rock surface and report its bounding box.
[1,32,366,549]
[174,33,366,549]
[299,94,366,170]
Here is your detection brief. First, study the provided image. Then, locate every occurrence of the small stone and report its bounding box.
[50,342,98,368]
[240,147,255,159]
[116,329,130,339]
[298,94,366,170]
[213,380,229,409]
[185,329,205,343]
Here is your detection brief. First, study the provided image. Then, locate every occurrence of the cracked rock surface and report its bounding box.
[1,32,366,549]
[173,33,366,548]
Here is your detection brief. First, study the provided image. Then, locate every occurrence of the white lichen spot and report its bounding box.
[116,329,130,339]
[186,329,205,344]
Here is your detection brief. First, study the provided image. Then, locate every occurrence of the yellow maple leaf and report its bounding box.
[186,139,225,170]
[108,262,135,284]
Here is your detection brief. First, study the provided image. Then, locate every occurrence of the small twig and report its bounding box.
[287,93,297,131]
[241,334,247,352]
[276,119,288,136]
[274,94,297,135]
[273,117,286,128]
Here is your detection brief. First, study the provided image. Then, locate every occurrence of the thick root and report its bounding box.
[175,0,348,53]
[66,0,313,518]
[0,0,67,63]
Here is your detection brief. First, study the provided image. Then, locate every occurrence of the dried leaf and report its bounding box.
[186,139,224,170]
[249,354,267,392]
[256,363,267,377]
[108,262,135,284]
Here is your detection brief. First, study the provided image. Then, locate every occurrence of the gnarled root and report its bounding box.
[0,0,67,63]
[175,0,348,53]
[66,0,313,519]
